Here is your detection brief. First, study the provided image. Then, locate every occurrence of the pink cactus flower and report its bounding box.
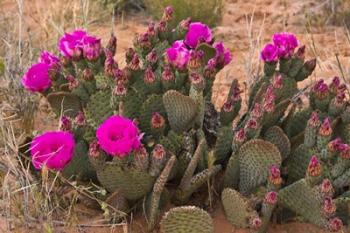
[58,30,87,58]
[82,35,102,61]
[272,32,299,58]
[261,43,279,62]
[96,115,142,157]
[213,42,232,66]
[166,40,190,69]
[30,131,75,171]
[38,51,60,72]
[21,63,52,92]
[184,22,212,48]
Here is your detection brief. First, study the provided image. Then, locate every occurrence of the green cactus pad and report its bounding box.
[163,90,198,133]
[139,94,167,137]
[85,89,115,128]
[62,140,96,181]
[263,126,291,160]
[47,91,82,117]
[122,89,145,120]
[222,188,259,228]
[223,153,240,189]
[273,76,297,103]
[160,206,214,233]
[238,139,282,194]
[95,160,155,201]
[278,179,327,228]
[284,108,313,138]
[212,126,233,164]
[339,123,350,145]
[333,168,350,189]
[159,130,183,155]
[286,144,314,183]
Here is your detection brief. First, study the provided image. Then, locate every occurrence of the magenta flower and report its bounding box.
[184,22,212,48]
[21,63,52,92]
[38,51,60,71]
[261,43,278,62]
[58,30,87,58]
[82,35,102,61]
[272,32,299,58]
[30,131,75,171]
[166,40,190,69]
[213,42,232,66]
[96,115,142,157]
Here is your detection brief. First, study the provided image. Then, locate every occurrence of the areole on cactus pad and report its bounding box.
[19,5,350,233]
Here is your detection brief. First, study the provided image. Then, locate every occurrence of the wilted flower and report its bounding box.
[189,72,204,88]
[30,131,75,171]
[96,115,142,157]
[184,22,212,48]
[261,43,278,62]
[136,33,151,50]
[204,58,216,78]
[272,32,299,58]
[66,75,79,90]
[166,40,190,69]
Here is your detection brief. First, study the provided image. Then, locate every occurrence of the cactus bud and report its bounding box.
[129,54,140,71]
[149,144,167,177]
[66,75,79,90]
[272,74,283,89]
[162,6,174,21]
[318,118,332,137]
[338,83,346,92]
[329,76,340,94]
[204,58,216,78]
[295,45,306,60]
[305,58,316,72]
[251,103,263,119]
[89,140,100,158]
[151,112,165,129]
[133,146,149,171]
[113,81,127,96]
[231,86,242,102]
[234,128,246,143]
[245,118,258,130]
[179,17,191,31]
[313,80,329,99]
[157,20,167,33]
[136,33,152,50]
[106,33,117,56]
[147,22,156,37]
[319,179,334,197]
[60,55,71,67]
[307,155,321,177]
[322,197,336,216]
[264,191,278,205]
[144,67,156,84]
[81,68,93,81]
[75,111,86,126]
[249,217,262,230]
[222,101,233,113]
[339,144,350,159]
[187,50,204,70]
[125,48,136,64]
[308,111,321,128]
[104,56,117,77]
[113,68,126,82]
[327,138,343,153]
[189,72,204,89]
[162,65,175,82]
[72,47,83,61]
[60,116,71,131]
[268,165,282,186]
[327,218,343,232]
[152,144,166,159]
[146,50,158,64]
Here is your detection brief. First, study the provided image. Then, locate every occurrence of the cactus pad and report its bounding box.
[160,206,214,233]
[47,92,82,117]
[278,179,327,227]
[263,126,291,160]
[222,188,259,228]
[163,90,198,133]
[238,139,282,194]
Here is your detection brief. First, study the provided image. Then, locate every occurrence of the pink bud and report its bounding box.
[89,140,100,158]
[319,118,332,137]
[251,103,263,119]
[82,68,93,81]
[222,101,233,113]
[245,118,258,129]
[328,218,343,232]
[113,81,127,96]
[272,74,283,89]
[179,17,191,30]
[340,144,350,159]
[163,6,174,21]
[307,155,321,177]
[320,179,334,196]
[129,54,140,70]
[264,191,278,204]
[157,20,167,33]
[189,72,204,86]
[234,129,246,143]
[328,138,343,152]
[152,144,166,159]
[144,67,156,84]
[249,217,262,230]
[146,50,158,64]
[231,86,242,102]
[308,111,321,128]
[187,50,204,70]
[151,112,165,129]
[323,197,336,215]
[162,65,175,82]
[60,116,72,131]
[269,165,282,185]
[147,22,156,36]
[75,111,86,126]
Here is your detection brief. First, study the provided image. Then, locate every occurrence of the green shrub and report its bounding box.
[144,0,223,27]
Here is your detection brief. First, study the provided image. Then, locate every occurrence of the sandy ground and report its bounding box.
[1,0,350,232]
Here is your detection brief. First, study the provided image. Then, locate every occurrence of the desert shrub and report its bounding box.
[144,0,224,27]
[97,0,145,14]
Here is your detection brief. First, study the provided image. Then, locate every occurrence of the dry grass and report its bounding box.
[144,0,224,27]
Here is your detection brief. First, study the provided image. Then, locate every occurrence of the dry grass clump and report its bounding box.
[144,0,224,27]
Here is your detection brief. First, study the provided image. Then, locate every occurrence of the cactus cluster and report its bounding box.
[20,6,350,232]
